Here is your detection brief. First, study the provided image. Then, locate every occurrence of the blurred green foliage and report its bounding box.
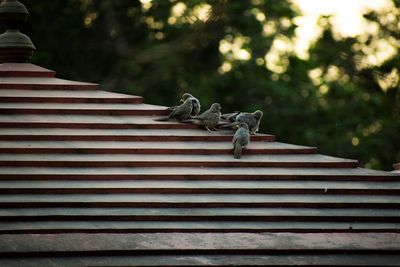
[19,0,399,170]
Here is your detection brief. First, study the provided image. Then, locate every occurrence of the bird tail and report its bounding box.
[153,116,170,121]
[166,106,177,111]
[234,141,242,159]
[191,119,204,126]
[221,113,231,120]
[179,119,194,123]
[221,111,240,121]
[220,121,240,129]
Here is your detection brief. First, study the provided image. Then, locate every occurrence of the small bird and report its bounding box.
[167,93,201,117]
[221,110,263,135]
[233,122,250,159]
[154,98,193,121]
[191,103,221,131]
[181,93,201,117]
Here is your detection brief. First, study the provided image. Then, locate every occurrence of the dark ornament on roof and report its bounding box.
[0,0,35,63]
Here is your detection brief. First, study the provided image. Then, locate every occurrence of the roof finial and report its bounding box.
[0,0,36,63]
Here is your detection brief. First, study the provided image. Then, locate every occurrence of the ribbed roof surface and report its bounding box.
[0,63,399,266]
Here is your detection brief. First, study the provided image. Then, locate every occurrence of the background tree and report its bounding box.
[17,0,400,170]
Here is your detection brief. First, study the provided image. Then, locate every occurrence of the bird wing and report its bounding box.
[237,113,257,125]
[194,110,211,120]
[169,101,192,118]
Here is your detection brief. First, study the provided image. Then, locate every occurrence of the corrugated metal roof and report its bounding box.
[0,63,399,266]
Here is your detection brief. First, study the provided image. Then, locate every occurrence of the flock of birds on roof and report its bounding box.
[154,93,263,159]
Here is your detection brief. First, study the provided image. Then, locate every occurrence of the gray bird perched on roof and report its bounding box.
[181,93,201,117]
[233,122,250,159]
[154,98,193,121]
[167,93,201,117]
[221,110,263,135]
[191,103,221,131]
